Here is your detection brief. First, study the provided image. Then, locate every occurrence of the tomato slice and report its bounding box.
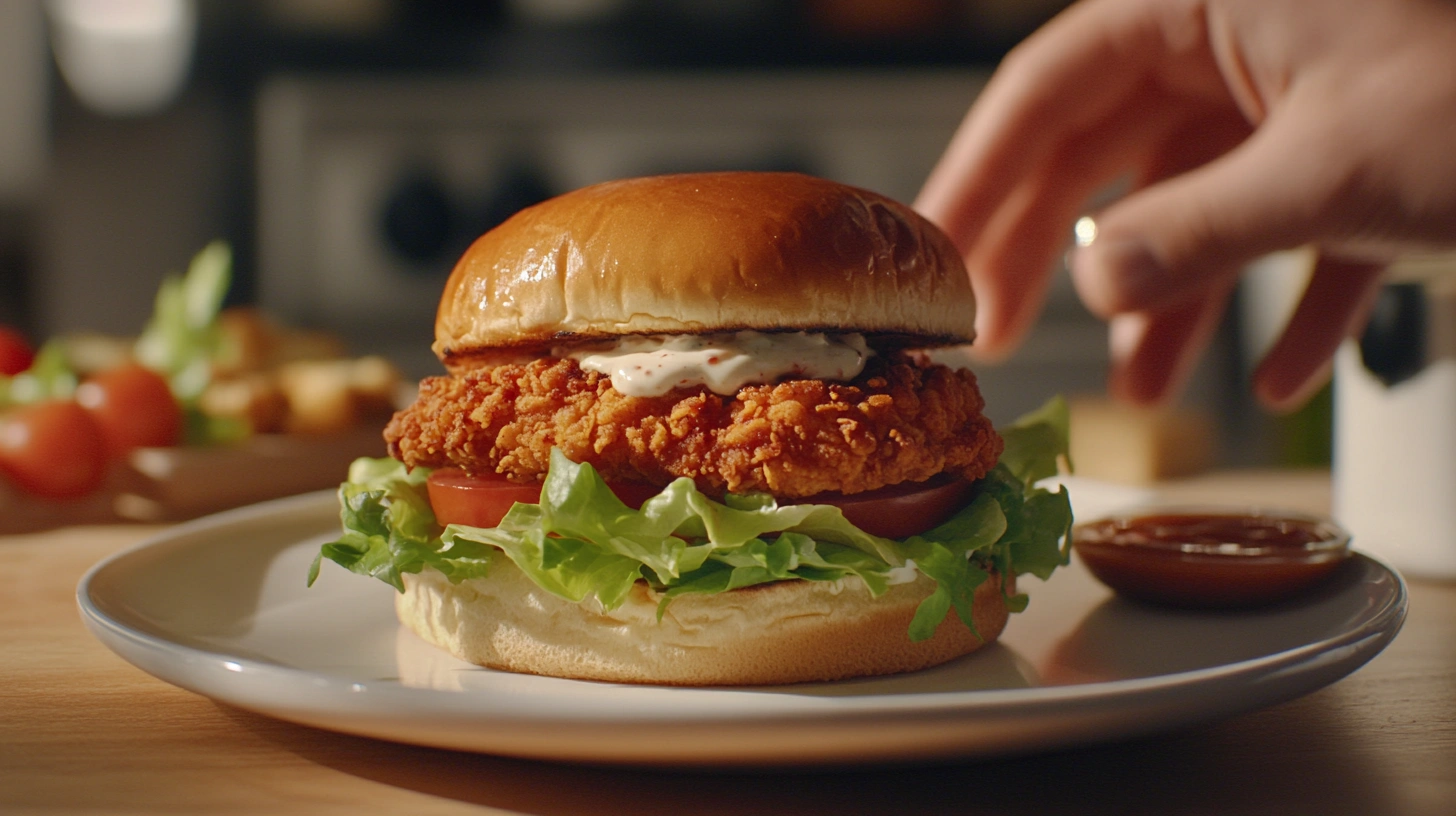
[799,474,976,539]
[426,469,661,528]
[426,465,973,540]
[427,470,541,528]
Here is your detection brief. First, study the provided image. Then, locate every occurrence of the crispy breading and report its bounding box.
[385,355,1001,498]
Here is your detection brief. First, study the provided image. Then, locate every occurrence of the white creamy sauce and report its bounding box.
[885,560,920,586]
[564,331,872,397]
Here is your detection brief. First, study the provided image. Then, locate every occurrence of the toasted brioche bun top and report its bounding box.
[433,172,976,367]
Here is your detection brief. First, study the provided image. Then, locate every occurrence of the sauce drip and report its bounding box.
[1073,511,1351,608]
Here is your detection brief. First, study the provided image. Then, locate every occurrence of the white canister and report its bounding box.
[1334,258,1456,580]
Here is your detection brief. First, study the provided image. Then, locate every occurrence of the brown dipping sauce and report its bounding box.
[1073,510,1351,608]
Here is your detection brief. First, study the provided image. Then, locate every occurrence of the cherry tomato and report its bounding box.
[74,364,182,459]
[800,474,976,539]
[426,469,662,528]
[0,326,35,376]
[0,400,107,499]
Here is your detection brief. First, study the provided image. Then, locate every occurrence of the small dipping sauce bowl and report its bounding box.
[1072,508,1352,608]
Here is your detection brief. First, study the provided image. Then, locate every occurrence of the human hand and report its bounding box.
[916,0,1456,411]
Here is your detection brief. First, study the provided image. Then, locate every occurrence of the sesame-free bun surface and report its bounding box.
[433,172,976,366]
[397,558,1010,686]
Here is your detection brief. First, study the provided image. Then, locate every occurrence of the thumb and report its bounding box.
[1070,108,1342,317]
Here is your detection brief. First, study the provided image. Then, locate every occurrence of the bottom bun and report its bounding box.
[397,556,1012,686]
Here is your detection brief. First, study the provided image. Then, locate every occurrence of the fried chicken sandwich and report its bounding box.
[311,172,1072,686]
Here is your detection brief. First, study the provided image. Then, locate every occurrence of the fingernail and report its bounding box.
[1106,314,1145,402]
[1108,313,1142,366]
[1254,363,1333,415]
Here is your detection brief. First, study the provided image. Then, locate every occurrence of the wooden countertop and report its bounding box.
[3,470,1454,816]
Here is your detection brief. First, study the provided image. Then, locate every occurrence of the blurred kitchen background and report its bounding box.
[0,0,1316,478]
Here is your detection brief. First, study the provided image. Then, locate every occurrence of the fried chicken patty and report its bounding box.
[385,354,1001,498]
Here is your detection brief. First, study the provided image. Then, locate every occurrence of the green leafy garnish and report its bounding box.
[4,341,78,405]
[312,396,1075,642]
[134,240,232,400]
[132,241,241,444]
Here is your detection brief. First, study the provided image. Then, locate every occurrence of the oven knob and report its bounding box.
[477,164,555,234]
[380,172,455,266]
[1359,282,1426,387]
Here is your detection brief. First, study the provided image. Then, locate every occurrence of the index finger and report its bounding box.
[915,0,1206,249]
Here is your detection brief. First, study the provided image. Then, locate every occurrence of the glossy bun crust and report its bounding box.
[433,172,977,367]
[398,559,1011,686]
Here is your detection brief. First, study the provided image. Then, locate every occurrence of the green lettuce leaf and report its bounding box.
[313,396,1075,642]
[908,542,992,641]
[998,394,1072,486]
[307,457,494,591]
[899,492,1005,641]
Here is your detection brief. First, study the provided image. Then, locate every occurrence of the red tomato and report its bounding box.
[426,466,973,539]
[427,470,541,528]
[426,469,662,528]
[802,475,976,539]
[0,401,107,499]
[0,326,34,376]
[74,364,182,458]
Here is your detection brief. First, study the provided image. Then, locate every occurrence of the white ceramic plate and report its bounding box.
[78,485,1406,766]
